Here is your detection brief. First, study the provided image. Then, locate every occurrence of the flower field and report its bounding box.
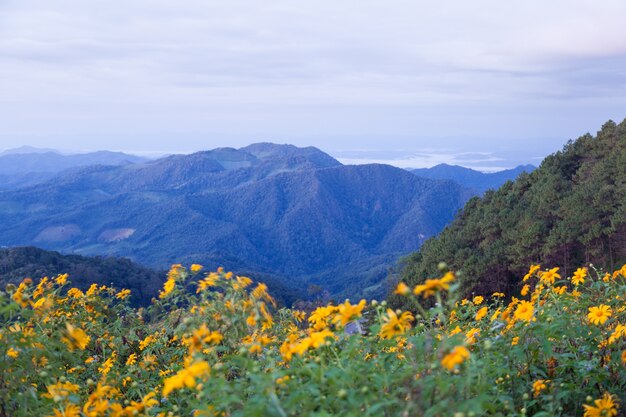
[2,263,626,417]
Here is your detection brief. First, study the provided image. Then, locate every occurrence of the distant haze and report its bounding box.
[1,1,625,170]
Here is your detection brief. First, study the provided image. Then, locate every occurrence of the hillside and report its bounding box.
[0,149,147,190]
[0,247,163,306]
[0,143,471,300]
[398,119,626,299]
[411,163,535,193]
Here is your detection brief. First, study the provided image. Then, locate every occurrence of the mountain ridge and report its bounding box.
[411,163,536,193]
[0,143,470,300]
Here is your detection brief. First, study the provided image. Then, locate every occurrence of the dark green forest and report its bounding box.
[0,247,164,306]
[396,119,626,305]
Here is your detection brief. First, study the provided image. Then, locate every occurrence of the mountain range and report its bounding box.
[0,143,532,301]
[0,148,146,190]
[412,163,536,193]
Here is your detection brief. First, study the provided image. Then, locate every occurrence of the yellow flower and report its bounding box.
[49,404,80,417]
[539,267,560,285]
[62,323,90,351]
[98,355,115,376]
[44,381,80,399]
[260,302,274,330]
[139,334,157,350]
[607,324,626,344]
[583,392,618,417]
[588,305,612,325]
[448,326,461,336]
[168,264,185,279]
[190,264,203,274]
[233,275,253,290]
[475,306,488,321]
[11,282,29,308]
[308,328,335,348]
[532,379,548,397]
[622,350,626,365]
[246,315,257,326]
[472,296,484,305]
[308,305,338,331]
[7,348,19,358]
[197,273,219,292]
[252,283,272,302]
[85,283,99,297]
[441,346,470,371]
[521,284,530,296]
[394,282,410,296]
[182,325,223,354]
[333,299,366,327]
[571,267,587,285]
[514,301,534,322]
[465,328,480,344]
[293,310,306,322]
[67,288,84,298]
[55,274,69,286]
[523,264,541,282]
[159,278,176,299]
[490,308,502,322]
[379,309,414,339]
[162,360,210,397]
[126,353,137,366]
[413,272,455,298]
[115,289,131,300]
[511,336,519,346]
[492,292,505,298]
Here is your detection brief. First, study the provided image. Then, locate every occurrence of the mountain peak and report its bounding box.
[240,142,341,168]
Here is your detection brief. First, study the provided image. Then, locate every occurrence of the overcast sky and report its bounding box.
[1,1,625,170]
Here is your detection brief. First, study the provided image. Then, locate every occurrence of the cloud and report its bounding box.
[0,0,625,157]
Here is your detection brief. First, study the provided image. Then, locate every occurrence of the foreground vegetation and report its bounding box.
[2,262,626,416]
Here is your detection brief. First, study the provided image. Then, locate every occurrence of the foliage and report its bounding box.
[2,261,626,416]
[398,119,626,301]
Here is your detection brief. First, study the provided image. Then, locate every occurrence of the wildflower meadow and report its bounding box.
[1,262,626,416]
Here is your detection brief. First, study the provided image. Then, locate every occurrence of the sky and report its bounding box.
[1,1,626,171]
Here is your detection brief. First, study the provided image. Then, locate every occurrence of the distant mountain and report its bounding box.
[0,143,471,300]
[411,164,535,193]
[0,145,58,155]
[397,119,626,302]
[0,150,147,190]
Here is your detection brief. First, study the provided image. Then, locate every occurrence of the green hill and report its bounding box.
[397,119,626,300]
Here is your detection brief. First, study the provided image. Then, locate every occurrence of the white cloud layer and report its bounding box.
[1,0,625,163]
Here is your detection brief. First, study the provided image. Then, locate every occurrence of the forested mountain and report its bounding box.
[0,149,147,190]
[411,163,535,193]
[0,247,303,307]
[398,119,626,301]
[0,247,162,306]
[0,143,471,300]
